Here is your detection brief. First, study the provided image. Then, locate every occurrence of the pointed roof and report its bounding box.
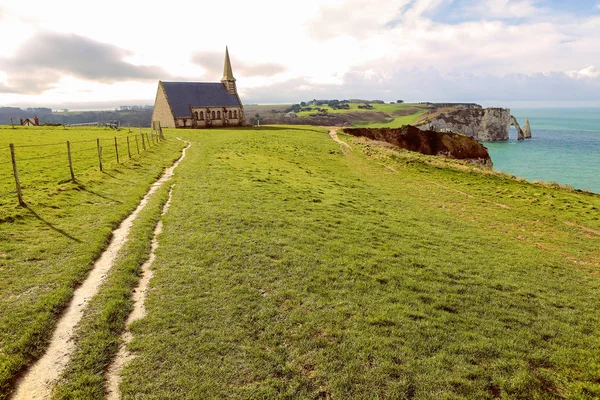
[221,46,236,82]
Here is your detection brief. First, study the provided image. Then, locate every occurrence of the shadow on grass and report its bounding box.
[26,207,82,243]
[76,184,123,204]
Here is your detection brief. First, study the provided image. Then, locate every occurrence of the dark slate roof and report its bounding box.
[161,82,241,117]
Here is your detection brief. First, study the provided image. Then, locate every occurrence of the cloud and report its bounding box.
[566,65,600,79]
[241,67,600,104]
[191,51,286,78]
[0,32,170,94]
[470,0,541,18]
[307,0,410,40]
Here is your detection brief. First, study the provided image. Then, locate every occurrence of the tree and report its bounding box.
[396,100,404,103]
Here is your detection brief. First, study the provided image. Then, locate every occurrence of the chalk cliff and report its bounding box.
[344,126,493,168]
[415,107,529,141]
[523,117,532,139]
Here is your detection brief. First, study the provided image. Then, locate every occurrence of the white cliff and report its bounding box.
[523,117,532,139]
[415,107,530,141]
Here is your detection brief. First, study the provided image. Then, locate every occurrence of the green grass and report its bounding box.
[52,181,173,400]
[107,126,599,399]
[352,110,428,128]
[294,102,423,117]
[0,126,184,399]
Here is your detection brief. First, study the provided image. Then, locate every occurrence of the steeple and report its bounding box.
[221,46,237,95]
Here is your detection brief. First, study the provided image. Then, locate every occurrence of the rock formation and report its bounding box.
[343,126,493,168]
[523,117,532,139]
[510,115,525,140]
[415,107,529,141]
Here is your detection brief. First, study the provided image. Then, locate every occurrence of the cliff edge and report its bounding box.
[344,126,493,168]
[415,107,530,141]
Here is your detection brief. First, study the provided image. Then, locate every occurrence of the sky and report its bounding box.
[1,0,600,109]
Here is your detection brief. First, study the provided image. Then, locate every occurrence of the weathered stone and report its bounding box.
[416,108,512,141]
[523,117,532,139]
[510,115,525,140]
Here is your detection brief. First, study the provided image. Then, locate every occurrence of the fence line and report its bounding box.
[3,130,166,206]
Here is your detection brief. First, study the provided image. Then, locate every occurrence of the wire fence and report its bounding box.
[1,128,165,206]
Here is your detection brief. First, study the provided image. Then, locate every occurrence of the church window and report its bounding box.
[233,110,238,119]
[228,110,232,118]
[194,111,198,120]
[217,111,221,119]
[212,111,216,119]
[199,111,204,120]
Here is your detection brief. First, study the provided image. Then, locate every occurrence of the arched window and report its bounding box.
[212,111,216,119]
[194,111,198,120]
[217,111,221,119]
[228,110,232,118]
[199,111,204,120]
[233,110,238,119]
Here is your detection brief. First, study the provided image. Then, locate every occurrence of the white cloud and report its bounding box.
[471,0,541,18]
[1,0,600,106]
[566,66,600,79]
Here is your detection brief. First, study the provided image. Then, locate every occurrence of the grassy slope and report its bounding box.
[0,126,184,398]
[294,103,429,128]
[294,103,419,116]
[117,126,599,399]
[352,111,427,128]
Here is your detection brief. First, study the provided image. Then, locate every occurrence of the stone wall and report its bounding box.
[151,83,176,128]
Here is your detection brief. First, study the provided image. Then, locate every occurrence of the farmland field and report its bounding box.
[0,126,185,398]
[81,126,596,399]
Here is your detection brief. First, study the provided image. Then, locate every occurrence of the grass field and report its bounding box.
[352,110,428,128]
[73,126,599,399]
[294,103,426,117]
[0,126,184,398]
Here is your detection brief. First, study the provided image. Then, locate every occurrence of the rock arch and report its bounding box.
[510,115,525,140]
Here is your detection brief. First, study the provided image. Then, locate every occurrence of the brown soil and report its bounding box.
[325,127,352,153]
[343,126,492,166]
[11,140,190,400]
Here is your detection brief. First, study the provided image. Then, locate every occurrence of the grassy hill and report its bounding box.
[3,126,600,399]
[244,103,431,127]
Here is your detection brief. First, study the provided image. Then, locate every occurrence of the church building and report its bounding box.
[151,47,244,129]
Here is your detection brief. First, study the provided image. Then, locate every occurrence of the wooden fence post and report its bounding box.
[97,138,103,171]
[67,141,75,182]
[114,137,119,163]
[135,135,140,154]
[9,144,25,206]
[141,133,146,150]
[127,136,131,158]
[146,132,151,147]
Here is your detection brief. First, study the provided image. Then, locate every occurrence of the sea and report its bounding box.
[482,108,600,194]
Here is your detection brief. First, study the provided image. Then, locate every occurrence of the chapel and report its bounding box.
[151,47,244,129]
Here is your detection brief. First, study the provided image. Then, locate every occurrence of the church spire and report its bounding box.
[221,46,237,95]
[222,46,236,83]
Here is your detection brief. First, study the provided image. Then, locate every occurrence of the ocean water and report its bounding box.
[482,108,600,194]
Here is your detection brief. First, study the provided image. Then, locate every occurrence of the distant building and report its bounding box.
[151,47,244,129]
[20,117,39,126]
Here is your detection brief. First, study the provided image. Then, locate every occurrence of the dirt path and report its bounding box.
[11,140,190,400]
[104,184,176,399]
[326,127,352,153]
